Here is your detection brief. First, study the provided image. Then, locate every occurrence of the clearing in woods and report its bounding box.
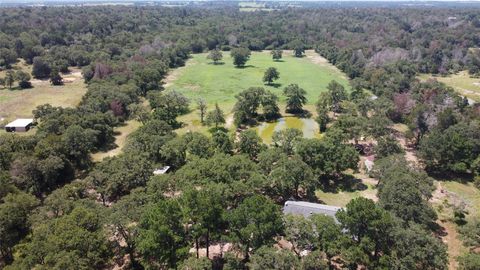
[431,180,480,270]
[169,50,350,136]
[418,71,480,102]
[0,61,87,128]
[167,50,349,106]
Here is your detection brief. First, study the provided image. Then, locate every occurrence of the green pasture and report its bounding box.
[166,50,350,107]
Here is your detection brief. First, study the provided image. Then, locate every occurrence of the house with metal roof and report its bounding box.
[283,201,342,222]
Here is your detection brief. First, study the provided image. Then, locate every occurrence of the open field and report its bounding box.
[418,71,480,102]
[238,1,275,11]
[170,50,349,139]
[0,63,87,124]
[167,50,349,106]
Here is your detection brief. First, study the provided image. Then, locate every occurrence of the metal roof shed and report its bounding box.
[5,118,34,132]
[153,166,171,175]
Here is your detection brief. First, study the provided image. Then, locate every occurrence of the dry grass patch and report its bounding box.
[431,180,480,270]
[0,64,87,122]
[418,71,480,102]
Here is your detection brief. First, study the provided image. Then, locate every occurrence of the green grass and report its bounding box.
[440,180,480,219]
[418,71,480,102]
[167,50,350,107]
[170,50,349,138]
[315,182,377,207]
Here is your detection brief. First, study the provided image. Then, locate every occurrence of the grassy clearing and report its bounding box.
[0,63,87,123]
[418,71,480,102]
[315,181,377,207]
[167,50,349,107]
[92,120,142,162]
[170,50,349,138]
[315,170,378,208]
[438,180,480,219]
[431,180,480,269]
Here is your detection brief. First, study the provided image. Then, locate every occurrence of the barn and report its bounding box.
[4,118,34,132]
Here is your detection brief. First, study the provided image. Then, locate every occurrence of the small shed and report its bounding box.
[5,118,34,132]
[283,201,342,222]
[153,166,171,175]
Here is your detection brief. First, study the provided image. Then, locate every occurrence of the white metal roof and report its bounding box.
[153,166,171,175]
[5,118,34,128]
[283,201,342,221]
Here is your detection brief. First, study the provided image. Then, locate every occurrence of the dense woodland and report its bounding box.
[1,4,480,270]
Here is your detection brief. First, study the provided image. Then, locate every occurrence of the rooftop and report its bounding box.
[153,166,171,175]
[283,201,342,221]
[5,118,34,128]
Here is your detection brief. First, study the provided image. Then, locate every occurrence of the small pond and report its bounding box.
[254,116,320,144]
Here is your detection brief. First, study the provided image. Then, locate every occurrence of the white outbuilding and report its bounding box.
[4,118,34,132]
[153,166,171,175]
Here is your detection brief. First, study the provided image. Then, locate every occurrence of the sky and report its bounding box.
[2,0,480,4]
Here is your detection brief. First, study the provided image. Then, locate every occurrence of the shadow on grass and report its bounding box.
[208,126,229,134]
[208,62,225,65]
[95,141,119,153]
[427,170,474,184]
[321,174,369,193]
[3,85,33,91]
[235,65,255,69]
[285,109,312,118]
[266,82,282,88]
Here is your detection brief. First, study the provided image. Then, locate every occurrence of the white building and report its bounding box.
[5,118,34,132]
[283,201,342,223]
[153,166,171,175]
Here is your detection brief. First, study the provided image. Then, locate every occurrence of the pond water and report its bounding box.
[254,116,320,144]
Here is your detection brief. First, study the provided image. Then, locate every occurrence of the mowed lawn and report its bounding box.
[418,71,480,102]
[167,50,350,107]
